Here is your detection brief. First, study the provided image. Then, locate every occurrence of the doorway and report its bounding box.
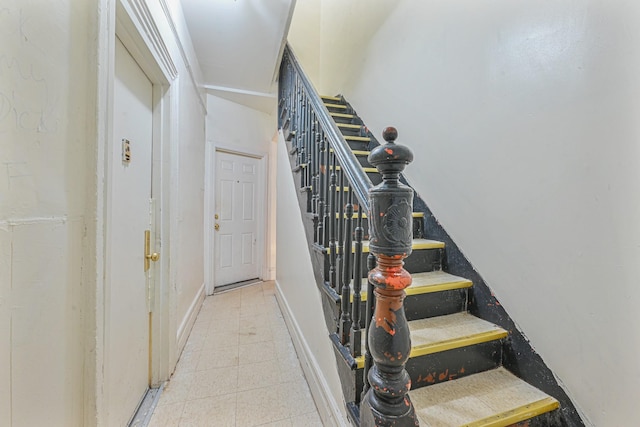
[106,37,156,426]
[213,151,263,288]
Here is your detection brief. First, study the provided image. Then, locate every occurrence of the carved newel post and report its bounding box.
[360,127,418,427]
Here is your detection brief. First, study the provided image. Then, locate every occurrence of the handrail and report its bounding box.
[283,44,373,211]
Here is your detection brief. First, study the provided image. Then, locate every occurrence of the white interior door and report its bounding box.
[214,152,261,287]
[107,37,154,426]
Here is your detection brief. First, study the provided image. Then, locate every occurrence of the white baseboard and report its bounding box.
[275,280,349,427]
[176,283,206,353]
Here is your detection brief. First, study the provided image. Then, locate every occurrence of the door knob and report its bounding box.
[214,223,220,231]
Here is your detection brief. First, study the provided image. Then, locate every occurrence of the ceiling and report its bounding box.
[180,0,296,113]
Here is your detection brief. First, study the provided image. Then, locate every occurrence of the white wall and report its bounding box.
[173,64,207,349]
[0,0,208,425]
[287,0,321,85]
[205,94,277,290]
[206,94,275,152]
[275,133,348,426]
[0,1,97,425]
[290,1,640,425]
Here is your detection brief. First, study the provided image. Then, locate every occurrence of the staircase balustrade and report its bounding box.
[279,45,416,426]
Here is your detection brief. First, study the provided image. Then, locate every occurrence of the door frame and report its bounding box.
[205,142,269,295]
[95,1,178,424]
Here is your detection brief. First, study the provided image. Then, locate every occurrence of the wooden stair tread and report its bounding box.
[351,271,471,302]
[410,271,473,293]
[409,367,559,427]
[408,312,507,357]
[354,313,506,368]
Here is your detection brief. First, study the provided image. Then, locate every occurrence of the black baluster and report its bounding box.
[360,127,418,427]
[317,130,326,245]
[298,94,306,181]
[362,252,376,395]
[340,189,354,345]
[350,206,363,357]
[322,139,331,248]
[304,103,311,191]
[336,169,345,293]
[328,153,338,289]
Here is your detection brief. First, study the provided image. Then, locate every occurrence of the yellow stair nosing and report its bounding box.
[321,95,341,102]
[330,112,355,118]
[412,239,446,250]
[344,136,370,142]
[464,397,560,427]
[337,123,362,129]
[324,103,348,109]
[409,329,508,359]
[353,329,507,370]
[327,238,445,254]
[350,272,472,302]
[351,149,370,156]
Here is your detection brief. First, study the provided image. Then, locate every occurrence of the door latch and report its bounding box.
[144,230,160,272]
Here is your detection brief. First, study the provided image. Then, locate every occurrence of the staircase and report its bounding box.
[278,44,583,427]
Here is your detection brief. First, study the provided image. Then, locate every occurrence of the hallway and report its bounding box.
[147,281,324,427]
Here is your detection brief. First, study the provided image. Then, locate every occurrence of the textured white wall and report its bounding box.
[0,0,96,425]
[0,0,208,425]
[290,1,640,425]
[275,133,348,426]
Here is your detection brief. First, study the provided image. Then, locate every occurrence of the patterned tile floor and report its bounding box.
[148,281,324,427]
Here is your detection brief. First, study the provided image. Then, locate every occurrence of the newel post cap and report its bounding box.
[368,127,413,175]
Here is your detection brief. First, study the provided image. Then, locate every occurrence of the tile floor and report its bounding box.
[148,281,324,427]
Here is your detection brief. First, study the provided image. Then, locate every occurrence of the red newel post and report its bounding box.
[360,127,418,427]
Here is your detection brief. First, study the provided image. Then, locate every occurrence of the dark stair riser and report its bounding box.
[353,154,372,168]
[349,287,469,324]
[332,338,504,403]
[322,286,470,338]
[323,247,444,280]
[330,334,365,405]
[307,213,424,243]
[337,126,366,137]
[404,340,503,390]
[508,411,565,427]
[331,115,362,126]
[319,281,340,333]
[325,105,353,114]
